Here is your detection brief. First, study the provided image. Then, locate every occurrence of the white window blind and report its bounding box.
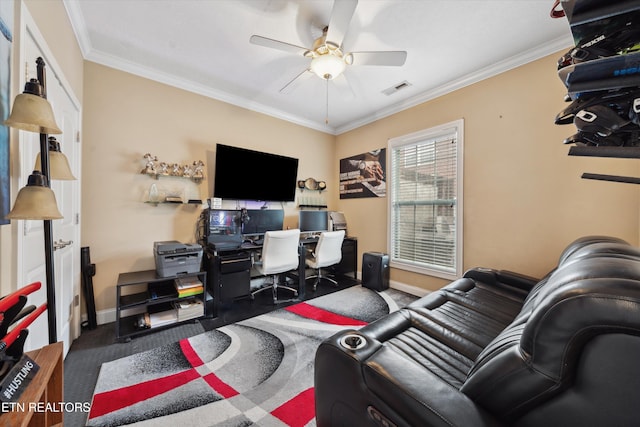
[388,120,463,279]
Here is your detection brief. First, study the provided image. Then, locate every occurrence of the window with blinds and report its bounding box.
[388,120,463,279]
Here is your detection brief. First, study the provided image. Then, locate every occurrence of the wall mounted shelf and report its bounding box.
[568,146,640,159]
[141,154,204,204]
[299,204,328,209]
[568,146,640,185]
[145,199,203,206]
[581,173,640,185]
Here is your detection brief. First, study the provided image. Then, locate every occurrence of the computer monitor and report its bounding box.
[299,210,329,233]
[208,209,241,236]
[242,209,285,237]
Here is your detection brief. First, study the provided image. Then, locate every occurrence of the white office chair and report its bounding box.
[251,229,301,303]
[305,230,345,291]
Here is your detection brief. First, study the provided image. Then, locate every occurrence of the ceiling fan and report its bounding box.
[249,0,407,99]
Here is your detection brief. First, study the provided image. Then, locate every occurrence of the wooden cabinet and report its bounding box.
[2,342,64,427]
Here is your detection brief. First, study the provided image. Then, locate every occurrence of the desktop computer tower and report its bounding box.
[362,252,389,291]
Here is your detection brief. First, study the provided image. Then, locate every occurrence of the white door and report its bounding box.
[47,70,81,354]
[16,10,81,356]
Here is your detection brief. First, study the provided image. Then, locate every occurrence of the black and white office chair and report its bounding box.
[251,229,301,303]
[305,230,345,291]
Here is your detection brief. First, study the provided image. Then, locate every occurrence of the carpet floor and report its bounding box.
[84,286,416,426]
[64,276,363,426]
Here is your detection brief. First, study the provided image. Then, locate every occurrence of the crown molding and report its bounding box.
[334,34,574,135]
[87,48,335,134]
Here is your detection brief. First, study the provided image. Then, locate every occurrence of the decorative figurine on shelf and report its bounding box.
[192,160,205,182]
[141,153,157,176]
[158,162,169,176]
[148,183,160,203]
[140,156,205,184]
[182,163,193,178]
[170,163,182,176]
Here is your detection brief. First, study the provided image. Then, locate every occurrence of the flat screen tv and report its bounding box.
[213,144,299,202]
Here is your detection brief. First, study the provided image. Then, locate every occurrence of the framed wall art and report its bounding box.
[339,148,386,199]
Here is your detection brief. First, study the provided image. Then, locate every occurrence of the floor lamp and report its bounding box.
[4,57,64,344]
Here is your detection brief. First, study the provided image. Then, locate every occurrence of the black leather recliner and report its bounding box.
[314,236,640,426]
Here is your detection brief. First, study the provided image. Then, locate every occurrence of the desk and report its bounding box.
[204,237,357,317]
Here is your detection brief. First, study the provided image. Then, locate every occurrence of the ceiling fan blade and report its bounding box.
[279,68,312,94]
[325,0,358,48]
[332,73,356,99]
[349,51,407,66]
[250,35,309,56]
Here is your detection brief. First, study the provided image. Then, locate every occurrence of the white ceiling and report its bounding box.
[63,0,573,135]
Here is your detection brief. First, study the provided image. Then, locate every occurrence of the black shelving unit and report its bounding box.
[115,269,210,342]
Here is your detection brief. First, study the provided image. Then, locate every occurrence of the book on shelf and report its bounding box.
[175,276,203,290]
[142,308,178,328]
[176,286,203,298]
[174,298,204,321]
[175,276,204,298]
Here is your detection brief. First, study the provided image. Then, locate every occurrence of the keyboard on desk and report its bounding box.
[240,239,263,248]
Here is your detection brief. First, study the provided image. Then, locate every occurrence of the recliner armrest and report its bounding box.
[464,268,538,292]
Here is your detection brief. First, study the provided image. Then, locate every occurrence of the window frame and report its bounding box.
[387,119,464,280]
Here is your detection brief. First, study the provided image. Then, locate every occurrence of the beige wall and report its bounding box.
[337,51,640,291]
[81,62,335,315]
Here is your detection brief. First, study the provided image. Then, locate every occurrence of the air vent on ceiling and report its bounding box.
[382,80,412,96]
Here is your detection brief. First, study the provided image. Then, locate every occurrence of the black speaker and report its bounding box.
[362,252,389,291]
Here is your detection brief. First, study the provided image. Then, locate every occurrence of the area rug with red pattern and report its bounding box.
[86,286,416,427]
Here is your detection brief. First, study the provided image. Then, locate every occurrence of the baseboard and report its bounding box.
[85,280,429,327]
[354,270,430,298]
[389,280,431,297]
[82,309,116,326]
[98,308,116,325]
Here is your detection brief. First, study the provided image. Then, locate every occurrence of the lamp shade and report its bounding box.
[3,79,62,134]
[310,53,346,80]
[6,171,63,220]
[34,137,76,180]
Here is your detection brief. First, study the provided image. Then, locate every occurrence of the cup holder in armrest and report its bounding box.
[340,333,367,350]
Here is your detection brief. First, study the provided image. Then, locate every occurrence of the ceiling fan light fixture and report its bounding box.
[310,52,346,80]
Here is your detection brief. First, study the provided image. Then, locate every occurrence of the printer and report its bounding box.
[329,211,348,234]
[154,241,203,277]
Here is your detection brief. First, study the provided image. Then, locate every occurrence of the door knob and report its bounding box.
[53,239,73,251]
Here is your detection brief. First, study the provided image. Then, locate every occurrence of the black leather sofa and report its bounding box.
[314,236,640,426]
